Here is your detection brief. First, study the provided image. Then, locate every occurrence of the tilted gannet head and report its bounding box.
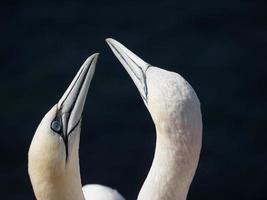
[106,38,202,200]
[106,38,201,135]
[28,54,98,200]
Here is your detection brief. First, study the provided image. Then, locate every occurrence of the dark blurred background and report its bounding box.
[0,0,266,199]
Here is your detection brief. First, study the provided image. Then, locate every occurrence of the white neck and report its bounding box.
[28,126,85,200]
[137,121,202,200]
[29,148,85,200]
[40,159,85,200]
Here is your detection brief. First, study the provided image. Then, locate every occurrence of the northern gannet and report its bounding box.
[106,38,202,200]
[28,53,124,200]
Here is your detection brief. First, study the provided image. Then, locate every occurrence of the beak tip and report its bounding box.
[93,52,100,57]
[105,38,118,47]
[90,53,100,61]
[83,53,99,69]
[105,38,112,43]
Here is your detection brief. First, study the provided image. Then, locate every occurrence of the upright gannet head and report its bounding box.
[28,54,98,200]
[106,39,201,136]
[106,39,202,200]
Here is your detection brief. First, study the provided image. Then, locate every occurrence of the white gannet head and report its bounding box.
[106,39,202,136]
[106,39,202,200]
[28,53,99,200]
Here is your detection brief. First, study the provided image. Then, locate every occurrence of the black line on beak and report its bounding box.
[108,42,149,102]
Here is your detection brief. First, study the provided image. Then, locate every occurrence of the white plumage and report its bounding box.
[106,38,202,200]
[82,184,125,200]
[28,54,124,200]
[28,39,202,200]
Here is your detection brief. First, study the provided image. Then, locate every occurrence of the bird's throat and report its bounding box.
[29,156,85,200]
[137,127,201,200]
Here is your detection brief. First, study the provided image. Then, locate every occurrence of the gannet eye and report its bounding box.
[51,120,61,132]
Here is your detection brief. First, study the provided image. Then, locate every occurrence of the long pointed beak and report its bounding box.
[57,53,99,135]
[106,38,150,103]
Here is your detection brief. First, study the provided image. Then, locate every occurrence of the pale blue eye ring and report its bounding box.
[51,120,61,132]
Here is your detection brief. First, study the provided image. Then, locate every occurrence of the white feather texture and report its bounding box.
[106,38,202,200]
[82,184,125,200]
[28,54,125,200]
[137,67,202,200]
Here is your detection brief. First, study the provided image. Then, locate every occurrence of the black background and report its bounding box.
[0,0,266,199]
